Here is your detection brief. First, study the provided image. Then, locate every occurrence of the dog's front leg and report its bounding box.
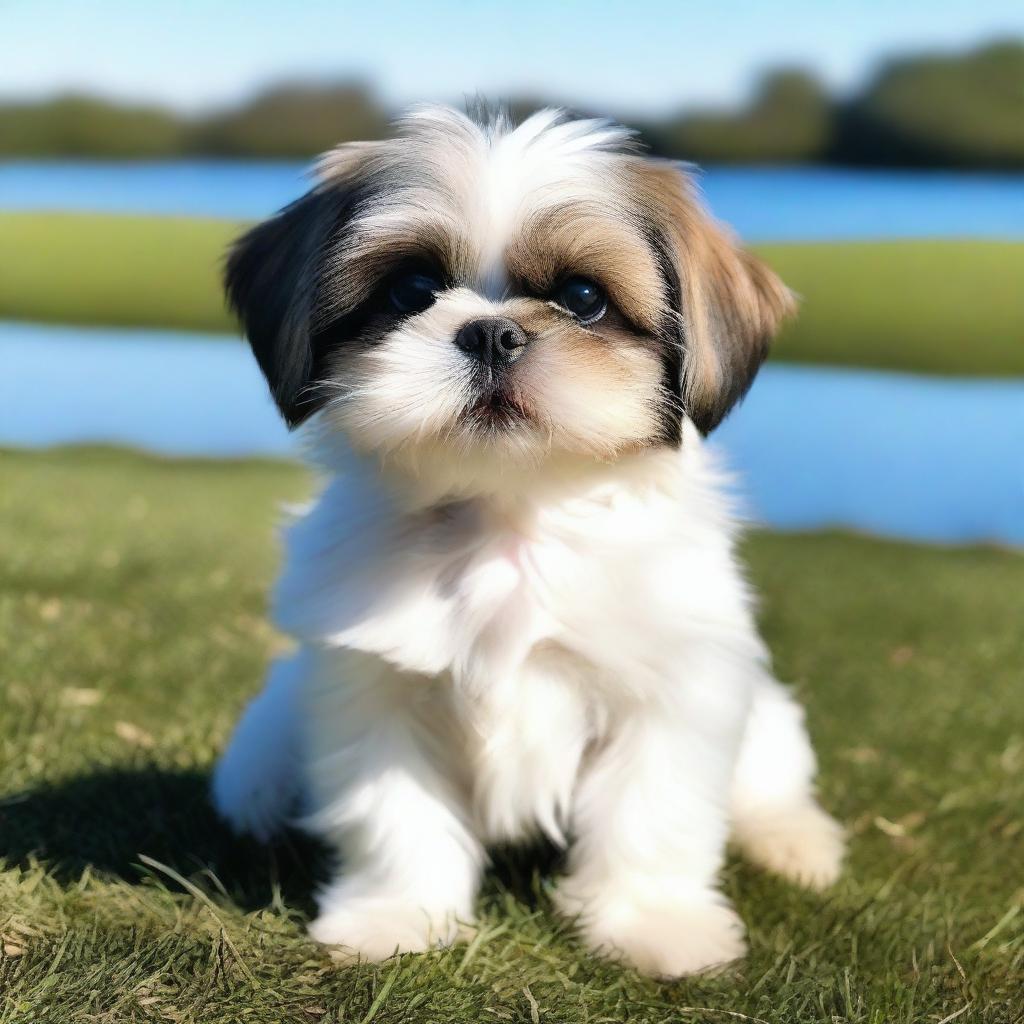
[302,653,483,962]
[212,650,306,841]
[557,664,751,977]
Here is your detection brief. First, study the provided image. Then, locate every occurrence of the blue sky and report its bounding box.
[4,0,1023,115]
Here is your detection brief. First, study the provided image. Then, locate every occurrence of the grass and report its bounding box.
[1,450,1022,1021]
[757,240,1024,377]
[0,213,235,335]
[2,211,1024,377]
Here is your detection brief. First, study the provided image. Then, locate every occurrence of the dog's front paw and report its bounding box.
[211,658,304,842]
[211,744,298,843]
[558,885,747,978]
[735,800,845,891]
[309,896,471,963]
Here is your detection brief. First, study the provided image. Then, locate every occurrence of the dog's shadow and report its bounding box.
[0,767,321,914]
[0,768,563,916]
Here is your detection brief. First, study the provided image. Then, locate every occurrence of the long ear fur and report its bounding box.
[224,147,375,426]
[635,160,796,434]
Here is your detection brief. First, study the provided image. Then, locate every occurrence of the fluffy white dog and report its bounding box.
[212,106,844,977]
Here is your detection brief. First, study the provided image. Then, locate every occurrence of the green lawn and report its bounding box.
[1,447,1022,1022]
[2,211,1023,377]
[0,213,234,335]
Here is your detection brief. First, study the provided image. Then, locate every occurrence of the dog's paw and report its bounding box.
[211,747,298,843]
[558,886,747,978]
[309,897,470,963]
[734,800,845,890]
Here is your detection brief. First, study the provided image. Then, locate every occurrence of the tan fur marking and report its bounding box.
[628,159,796,432]
[506,206,667,333]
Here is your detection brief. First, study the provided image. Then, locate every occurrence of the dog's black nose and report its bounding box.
[454,317,529,367]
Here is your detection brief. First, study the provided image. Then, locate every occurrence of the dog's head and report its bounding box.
[227,106,794,475]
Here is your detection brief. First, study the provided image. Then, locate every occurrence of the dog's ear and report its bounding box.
[636,160,796,434]
[225,144,380,427]
[225,188,346,426]
[225,188,356,427]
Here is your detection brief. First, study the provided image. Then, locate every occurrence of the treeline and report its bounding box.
[639,40,1024,168]
[1,41,1020,167]
[0,85,388,159]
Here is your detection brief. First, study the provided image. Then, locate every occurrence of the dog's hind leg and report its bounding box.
[211,650,306,842]
[730,675,845,890]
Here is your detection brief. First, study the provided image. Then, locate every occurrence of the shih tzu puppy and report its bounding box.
[212,106,844,977]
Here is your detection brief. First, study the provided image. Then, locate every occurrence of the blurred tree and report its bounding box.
[186,83,388,157]
[646,70,833,163]
[0,40,1020,166]
[0,95,183,157]
[835,41,1024,168]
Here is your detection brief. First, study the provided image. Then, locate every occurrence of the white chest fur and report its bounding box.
[214,436,843,969]
[273,438,764,842]
[274,437,760,695]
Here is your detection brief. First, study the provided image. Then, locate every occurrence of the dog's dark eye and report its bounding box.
[389,272,442,315]
[555,276,607,323]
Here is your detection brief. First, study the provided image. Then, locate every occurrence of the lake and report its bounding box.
[4,321,1021,547]
[2,161,1023,241]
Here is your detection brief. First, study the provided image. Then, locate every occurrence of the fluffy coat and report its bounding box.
[212,106,844,977]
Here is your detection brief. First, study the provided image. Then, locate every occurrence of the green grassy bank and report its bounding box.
[1,447,1022,1021]
[1,211,1022,376]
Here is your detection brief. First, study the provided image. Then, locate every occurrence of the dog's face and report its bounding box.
[227,107,794,472]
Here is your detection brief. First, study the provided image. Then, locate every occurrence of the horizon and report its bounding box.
[4,0,1024,118]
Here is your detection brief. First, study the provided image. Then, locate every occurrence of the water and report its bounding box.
[714,368,1024,546]
[3,321,1021,546]
[0,322,289,458]
[2,161,1023,241]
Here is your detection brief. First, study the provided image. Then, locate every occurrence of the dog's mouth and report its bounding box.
[463,387,531,428]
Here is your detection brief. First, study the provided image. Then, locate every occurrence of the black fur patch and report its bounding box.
[644,224,687,446]
[224,185,358,427]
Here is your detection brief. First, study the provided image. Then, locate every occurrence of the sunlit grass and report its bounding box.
[758,239,1024,377]
[1,447,1022,1022]
[2,211,1023,376]
[0,212,234,334]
